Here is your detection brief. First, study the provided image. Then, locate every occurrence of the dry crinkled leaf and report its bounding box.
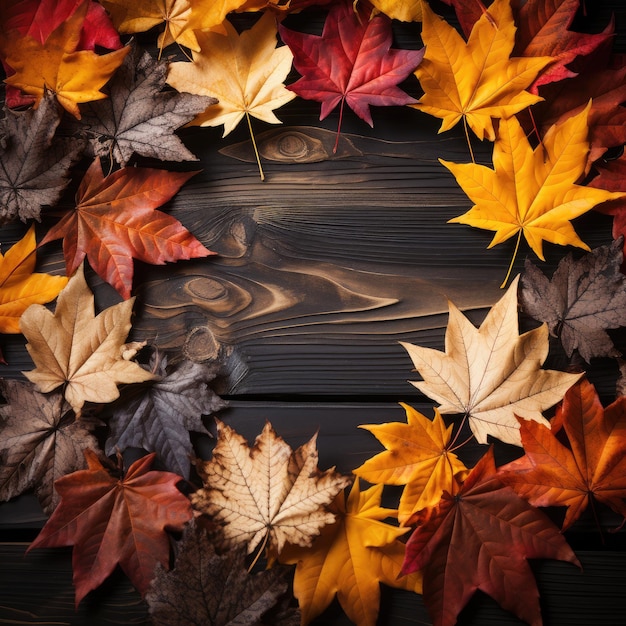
[28,449,193,605]
[413,0,551,141]
[499,378,626,531]
[106,351,227,478]
[520,238,626,362]
[0,93,85,224]
[193,419,350,555]
[0,225,67,334]
[19,264,156,415]
[147,520,299,626]
[401,448,580,626]
[2,2,129,118]
[354,403,468,525]
[401,275,582,446]
[0,379,100,515]
[280,480,422,626]
[166,12,296,136]
[72,44,217,166]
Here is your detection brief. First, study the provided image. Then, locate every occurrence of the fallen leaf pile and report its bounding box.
[1,1,626,625]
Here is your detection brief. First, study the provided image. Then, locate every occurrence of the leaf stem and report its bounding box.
[333,97,346,154]
[463,116,475,164]
[247,531,269,573]
[246,111,265,181]
[500,229,522,288]
[448,412,470,450]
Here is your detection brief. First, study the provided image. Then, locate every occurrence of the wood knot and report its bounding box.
[183,326,221,363]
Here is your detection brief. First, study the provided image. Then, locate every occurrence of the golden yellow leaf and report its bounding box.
[354,403,468,525]
[0,226,67,334]
[19,264,156,415]
[413,0,552,140]
[444,105,626,276]
[192,419,350,556]
[101,0,248,54]
[2,3,129,118]
[367,0,423,22]
[400,276,582,447]
[280,480,422,626]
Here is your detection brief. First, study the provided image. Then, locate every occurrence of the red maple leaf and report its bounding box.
[278,0,423,151]
[41,158,215,299]
[401,448,580,626]
[0,0,122,108]
[28,450,193,606]
[498,379,626,530]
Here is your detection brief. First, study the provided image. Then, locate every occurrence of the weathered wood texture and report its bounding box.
[1,2,626,624]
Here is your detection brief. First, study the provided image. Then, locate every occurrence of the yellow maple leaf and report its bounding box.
[100,0,248,55]
[19,264,156,415]
[444,104,625,284]
[400,276,582,447]
[413,0,552,141]
[2,3,128,119]
[354,403,468,525]
[367,0,423,22]
[280,479,422,626]
[0,226,67,334]
[166,12,296,179]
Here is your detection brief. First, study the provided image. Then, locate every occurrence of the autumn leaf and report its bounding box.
[28,449,193,605]
[240,0,332,12]
[147,520,299,626]
[520,238,626,362]
[413,0,551,142]
[0,0,122,108]
[513,0,614,92]
[166,12,296,179]
[402,447,580,626]
[0,225,67,334]
[366,0,424,22]
[101,0,249,56]
[2,1,129,118]
[279,1,423,152]
[0,379,100,515]
[0,93,85,224]
[70,44,217,166]
[19,264,156,415]
[401,275,582,446]
[353,403,468,525]
[106,351,227,478]
[40,158,215,299]
[591,155,626,248]
[192,419,350,557]
[280,480,422,626]
[499,379,626,531]
[444,105,625,283]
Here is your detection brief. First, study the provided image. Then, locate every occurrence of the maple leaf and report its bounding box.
[280,480,422,626]
[0,379,100,515]
[19,264,157,415]
[2,1,129,118]
[166,12,296,179]
[366,0,424,22]
[28,449,193,605]
[69,44,217,166]
[279,1,423,151]
[401,275,582,446]
[500,378,626,530]
[192,419,350,556]
[444,105,625,282]
[101,0,249,56]
[591,155,626,247]
[0,0,122,108]
[413,0,551,141]
[0,93,85,224]
[240,0,332,12]
[40,158,215,300]
[520,238,626,362]
[147,520,299,626]
[353,403,468,525]
[513,0,614,92]
[0,225,67,334]
[106,351,227,478]
[401,447,580,626]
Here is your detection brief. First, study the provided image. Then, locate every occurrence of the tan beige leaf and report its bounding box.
[19,264,156,415]
[400,275,582,446]
[193,419,351,555]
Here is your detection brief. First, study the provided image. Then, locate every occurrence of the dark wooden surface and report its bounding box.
[2,2,626,624]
